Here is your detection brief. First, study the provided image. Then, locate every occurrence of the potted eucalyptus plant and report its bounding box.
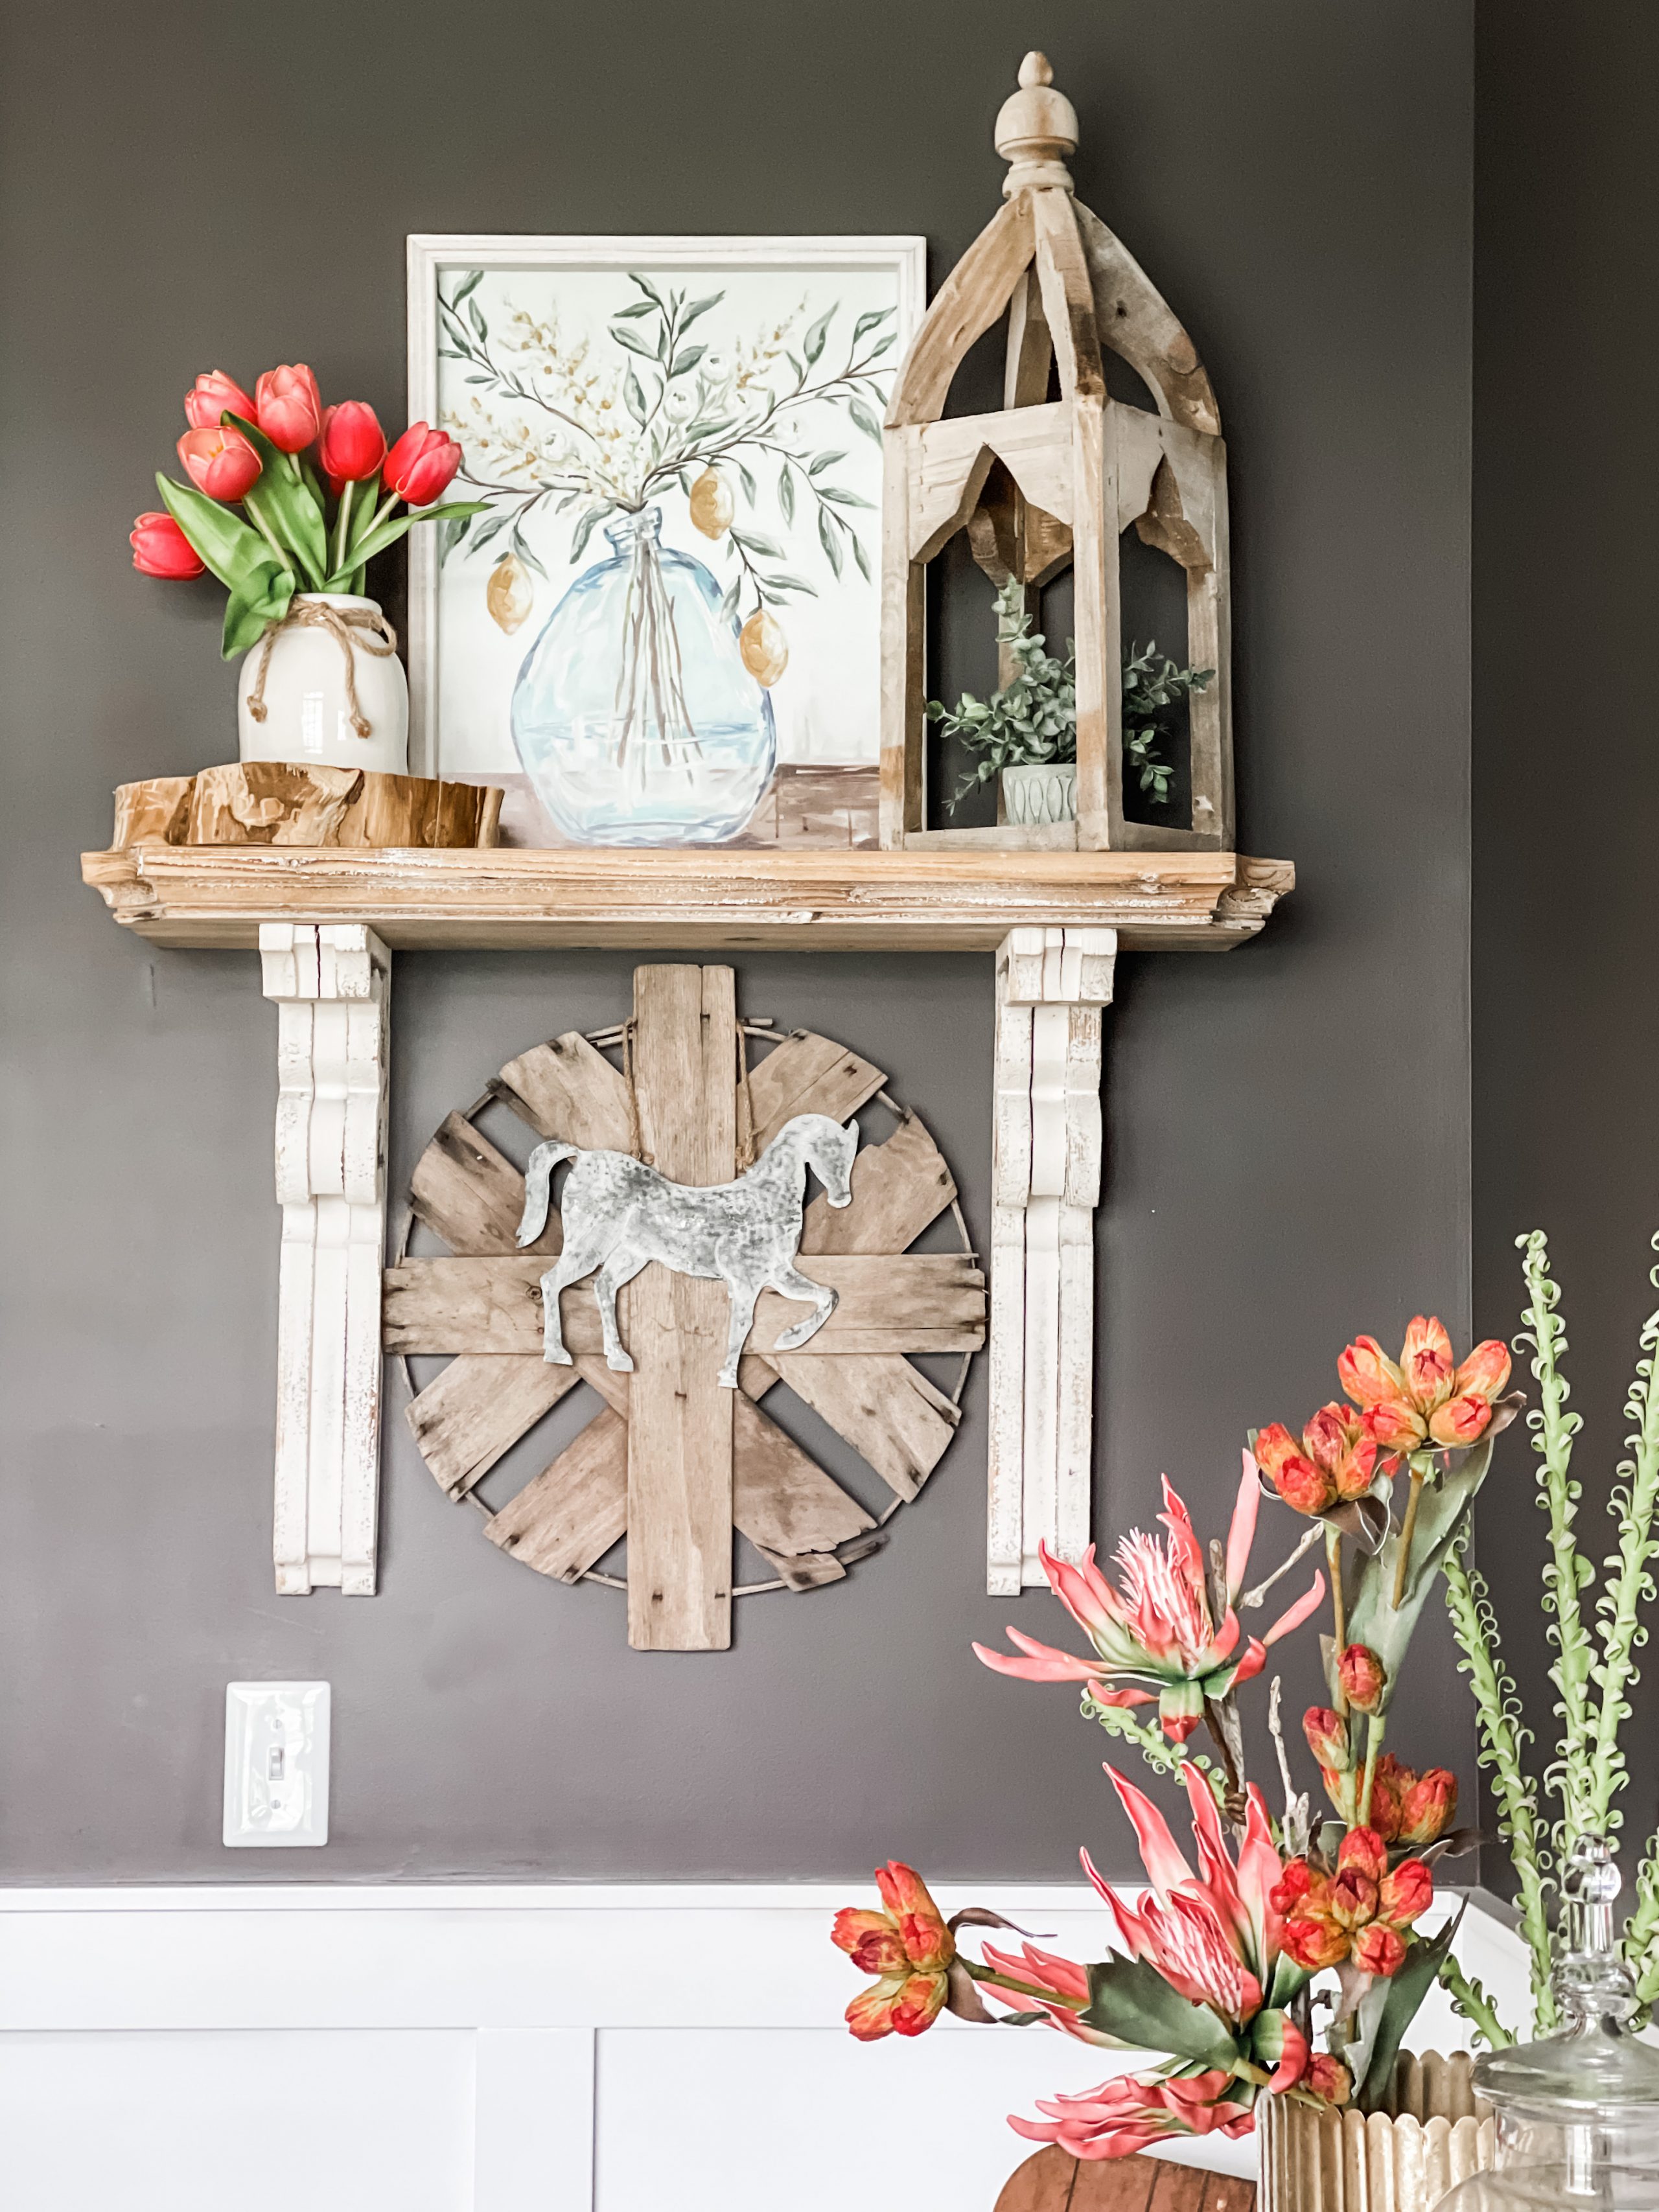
[928,577,1213,825]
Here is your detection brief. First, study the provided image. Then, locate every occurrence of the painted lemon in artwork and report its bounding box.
[688,468,735,540]
[739,607,788,687]
[486,551,533,635]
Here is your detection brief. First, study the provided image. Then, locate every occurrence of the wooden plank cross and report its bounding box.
[625,963,739,1650]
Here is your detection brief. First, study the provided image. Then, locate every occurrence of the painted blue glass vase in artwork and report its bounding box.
[510,505,776,846]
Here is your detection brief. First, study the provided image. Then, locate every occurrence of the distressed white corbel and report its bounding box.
[259,923,390,1595]
[988,925,1117,1595]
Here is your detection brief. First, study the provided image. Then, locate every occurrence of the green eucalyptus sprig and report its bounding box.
[929,579,1213,809]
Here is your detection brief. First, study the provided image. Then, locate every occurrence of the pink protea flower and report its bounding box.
[974,1454,1325,1741]
[1010,2067,1257,2161]
[996,1763,1323,2159]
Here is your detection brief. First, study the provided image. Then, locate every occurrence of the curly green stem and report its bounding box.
[1625,1834,1659,2005]
[1438,1955,1515,2049]
[1082,1692,1227,1808]
[1518,1232,1597,1852]
[1586,1284,1659,1834]
[1443,1536,1556,2026]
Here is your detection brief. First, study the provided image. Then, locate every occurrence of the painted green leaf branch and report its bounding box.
[1516,1231,1598,1853]
[1443,1529,1557,2025]
[1585,1273,1659,1833]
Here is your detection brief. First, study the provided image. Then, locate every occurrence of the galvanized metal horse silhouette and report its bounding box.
[515,1112,858,1389]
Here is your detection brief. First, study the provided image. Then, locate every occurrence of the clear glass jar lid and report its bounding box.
[1475,1838,1659,2130]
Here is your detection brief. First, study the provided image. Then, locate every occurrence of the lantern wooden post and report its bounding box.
[879,52,1233,856]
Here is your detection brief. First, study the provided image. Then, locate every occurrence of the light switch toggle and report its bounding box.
[224,1682,330,1847]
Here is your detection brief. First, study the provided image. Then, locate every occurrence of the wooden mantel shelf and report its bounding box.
[81,843,1292,952]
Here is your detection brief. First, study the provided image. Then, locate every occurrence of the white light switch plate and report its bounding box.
[223,1682,330,1847]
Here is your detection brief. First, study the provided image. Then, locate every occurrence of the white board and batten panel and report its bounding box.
[0,1884,1529,2212]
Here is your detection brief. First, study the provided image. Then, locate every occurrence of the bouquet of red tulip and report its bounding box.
[129,365,482,654]
[832,1313,1524,2161]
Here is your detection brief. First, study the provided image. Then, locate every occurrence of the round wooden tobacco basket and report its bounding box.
[388,1009,982,1604]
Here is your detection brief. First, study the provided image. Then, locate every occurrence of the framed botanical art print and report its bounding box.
[406,234,924,848]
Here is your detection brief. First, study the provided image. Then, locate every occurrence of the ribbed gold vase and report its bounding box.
[1260,2053,1496,2212]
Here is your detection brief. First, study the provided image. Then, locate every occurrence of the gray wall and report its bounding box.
[1472,1,1659,1885]
[0,0,1475,1881]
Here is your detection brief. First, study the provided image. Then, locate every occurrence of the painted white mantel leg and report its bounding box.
[988,926,1117,1595]
[259,923,390,1596]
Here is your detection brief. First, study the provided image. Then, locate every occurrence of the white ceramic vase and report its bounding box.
[1001,761,1077,825]
[237,593,409,775]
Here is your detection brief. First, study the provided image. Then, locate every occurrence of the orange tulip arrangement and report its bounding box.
[129,363,483,656]
[832,1310,1522,2160]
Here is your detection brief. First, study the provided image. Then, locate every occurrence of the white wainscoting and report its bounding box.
[0,1884,1529,2212]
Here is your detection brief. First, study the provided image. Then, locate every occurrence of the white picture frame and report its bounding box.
[406,233,925,848]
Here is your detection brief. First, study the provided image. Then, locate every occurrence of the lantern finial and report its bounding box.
[995,51,1078,197]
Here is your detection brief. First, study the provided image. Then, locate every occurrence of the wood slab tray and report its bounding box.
[110,763,504,850]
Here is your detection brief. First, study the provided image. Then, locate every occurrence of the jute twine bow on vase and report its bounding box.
[244,600,399,739]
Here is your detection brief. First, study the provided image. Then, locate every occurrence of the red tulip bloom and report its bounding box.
[1397,1766,1457,1846]
[319,401,386,487]
[832,1863,955,2041]
[176,423,262,501]
[1306,2054,1352,2106]
[1354,1923,1409,1977]
[184,369,257,430]
[384,421,461,505]
[1304,1705,1352,1775]
[1340,1319,1513,1455]
[130,511,205,579]
[255,363,323,453]
[1272,1828,1430,1983]
[1338,1643,1387,1714]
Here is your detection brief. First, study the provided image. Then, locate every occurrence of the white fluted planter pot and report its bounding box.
[1000,761,1076,825]
[1260,2054,1496,2212]
[237,593,408,775]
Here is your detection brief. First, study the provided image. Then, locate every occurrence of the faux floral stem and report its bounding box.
[1327,1525,1349,1712]
[1392,1464,1427,1607]
[1518,1231,1597,1852]
[1442,1533,1556,2025]
[333,479,356,577]
[1437,1955,1514,2049]
[1241,1523,1324,1611]
[246,502,292,575]
[963,1961,1085,2012]
[1625,1836,1659,2005]
[1358,1713,1385,1828]
[1585,1281,1659,1833]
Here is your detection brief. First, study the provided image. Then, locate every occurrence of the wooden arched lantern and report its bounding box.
[879,52,1232,855]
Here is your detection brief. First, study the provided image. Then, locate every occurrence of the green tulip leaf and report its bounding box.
[1082,1959,1240,2067]
[347,501,487,571]
[1343,1438,1496,1710]
[156,472,287,595]
[1354,1907,1464,2112]
[220,559,295,660]
[226,415,328,590]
